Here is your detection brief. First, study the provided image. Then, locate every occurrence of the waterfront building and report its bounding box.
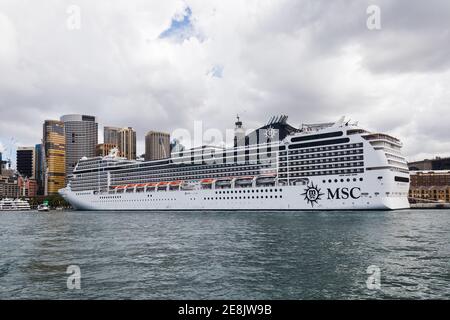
[16,147,35,178]
[145,131,170,161]
[119,127,136,160]
[96,143,117,157]
[61,114,98,179]
[43,120,66,195]
[409,170,450,203]
[408,157,450,171]
[18,176,37,198]
[0,176,19,199]
[104,126,121,146]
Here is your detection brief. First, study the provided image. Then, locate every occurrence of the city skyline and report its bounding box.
[1,1,450,164]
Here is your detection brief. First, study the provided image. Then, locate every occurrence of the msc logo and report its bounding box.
[301,182,324,207]
[327,187,361,200]
[302,183,362,206]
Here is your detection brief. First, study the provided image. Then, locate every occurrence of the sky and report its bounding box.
[1,0,450,165]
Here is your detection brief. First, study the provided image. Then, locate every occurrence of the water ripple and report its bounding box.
[0,209,449,299]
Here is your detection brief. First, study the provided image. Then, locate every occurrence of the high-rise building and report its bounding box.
[145,131,170,161]
[0,152,3,175]
[16,147,35,178]
[34,144,45,195]
[61,114,98,178]
[43,120,66,195]
[96,143,117,157]
[104,126,121,145]
[119,127,136,160]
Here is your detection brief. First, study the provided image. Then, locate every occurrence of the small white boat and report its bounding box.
[37,204,50,212]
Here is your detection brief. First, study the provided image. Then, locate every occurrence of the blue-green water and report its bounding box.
[0,209,449,299]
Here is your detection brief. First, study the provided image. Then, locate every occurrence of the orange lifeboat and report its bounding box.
[169,180,183,190]
[157,181,169,190]
[145,182,158,187]
[201,179,215,185]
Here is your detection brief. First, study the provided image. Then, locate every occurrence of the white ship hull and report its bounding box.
[60,171,410,211]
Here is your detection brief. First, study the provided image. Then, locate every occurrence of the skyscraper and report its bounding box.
[0,152,3,175]
[61,114,98,178]
[145,131,170,161]
[119,127,136,160]
[43,120,65,195]
[16,147,35,178]
[104,126,121,145]
[35,144,45,195]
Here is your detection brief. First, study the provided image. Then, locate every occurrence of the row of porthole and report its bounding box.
[323,177,363,183]
[95,198,177,202]
[205,195,282,200]
[216,189,281,194]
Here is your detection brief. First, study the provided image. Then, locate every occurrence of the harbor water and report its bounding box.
[0,209,449,299]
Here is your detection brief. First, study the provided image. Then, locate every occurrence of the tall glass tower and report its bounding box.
[61,114,98,179]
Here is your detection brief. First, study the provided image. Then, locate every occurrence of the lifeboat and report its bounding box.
[145,182,158,191]
[157,181,169,191]
[291,178,309,186]
[115,185,126,193]
[169,180,183,190]
[234,176,254,186]
[135,183,147,192]
[256,174,277,185]
[201,179,215,185]
[201,178,215,189]
[216,178,232,187]
[181,180,198,190]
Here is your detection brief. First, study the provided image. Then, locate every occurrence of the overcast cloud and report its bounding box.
[1,0,449,163]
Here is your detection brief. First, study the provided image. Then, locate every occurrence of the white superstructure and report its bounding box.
[59,116,410,211]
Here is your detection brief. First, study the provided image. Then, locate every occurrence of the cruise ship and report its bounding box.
[59,116,410,211]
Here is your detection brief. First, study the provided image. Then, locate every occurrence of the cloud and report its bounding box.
[0,0,449,161]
